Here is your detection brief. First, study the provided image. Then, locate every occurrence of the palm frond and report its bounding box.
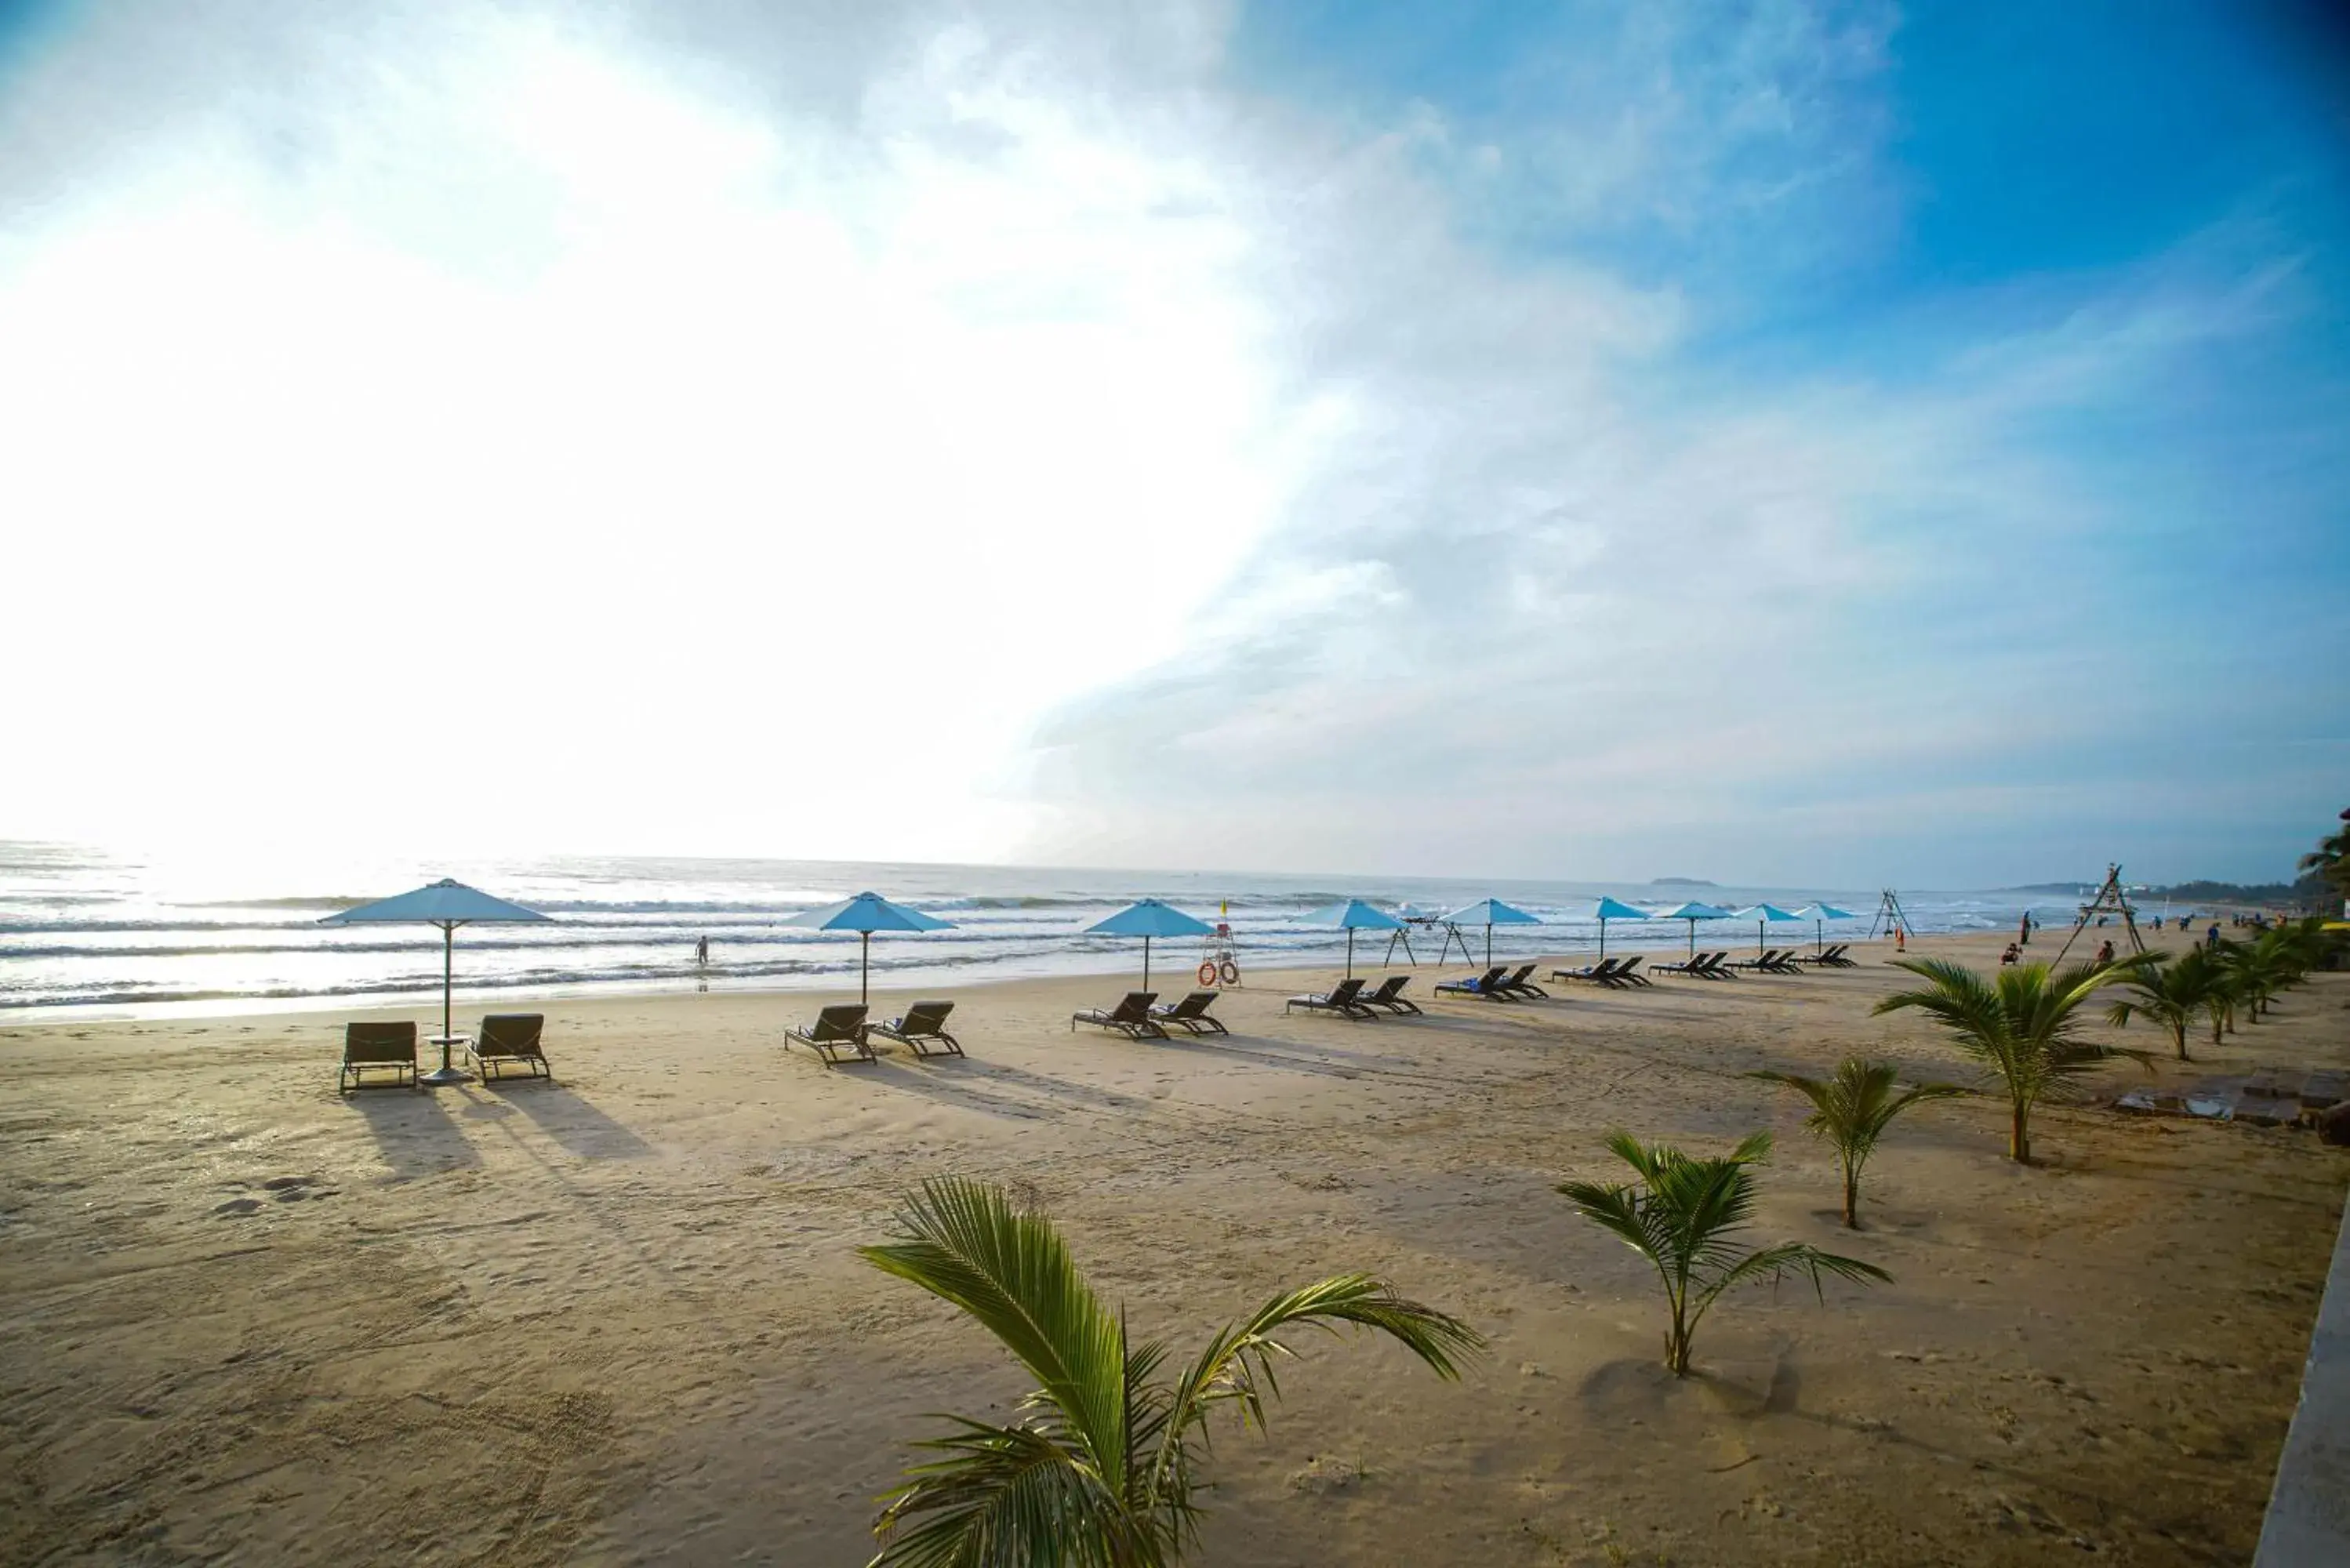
[859,1178,1133,1491]
[1144,1275,1484,1539]
[1694,1240,1891,1316]
[869,1416,1139,1568]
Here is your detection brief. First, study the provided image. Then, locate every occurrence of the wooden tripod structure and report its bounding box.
[1869,889,1912,939]
[2052,863,2146,965]
[1382,920,1426,967]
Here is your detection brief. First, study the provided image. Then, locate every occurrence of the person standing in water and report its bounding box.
[694,935,710,967]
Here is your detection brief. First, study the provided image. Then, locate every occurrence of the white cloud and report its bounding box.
[0,0,1306,860]
[1,0,2337,887]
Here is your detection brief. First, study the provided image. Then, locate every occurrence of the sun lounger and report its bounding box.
[1357,975,1422,1014]
[1655,952,1731,979]
[1612,955,1653,986]
[1073,992,1166,1040]
[870,1000,963,1058]
[1434,965,1513,1000]
[1150,991,1230,1036]
[1552,956,1624,985]
[789,1004,875,1065]
[467,1013,551,1083]
[1287,976,1378,1018]
[1801,943,1854,967]
[1496,963,1549,999]
[340,1021,420,1093]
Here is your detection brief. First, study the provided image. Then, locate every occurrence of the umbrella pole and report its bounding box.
[1143,935,1152,993]
[420,920,470,1086]
[1346,927,1356,980]
[1687,920,1696,957]
[1599,919,1607,960]
[1485,926,1492,967]
[862,931,871,1007]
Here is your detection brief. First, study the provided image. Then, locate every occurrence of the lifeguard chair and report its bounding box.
[1197,909,1242,987]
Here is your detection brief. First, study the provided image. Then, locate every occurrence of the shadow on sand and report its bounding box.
[343,1083,484,1178]
[859,1055,1059,1121]
[482,1079,654,1160]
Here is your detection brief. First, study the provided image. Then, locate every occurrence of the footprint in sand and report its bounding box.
[212,1197,263,1218]
[261,1175,339,1203]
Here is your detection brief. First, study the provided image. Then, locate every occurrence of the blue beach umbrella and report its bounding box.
[1794,902,1856,954]
[1732,902,1805,956]
[1591,896,1651,960]
[323,879,552,1085]
[1083,898,1214,993]
[1303,898,1406,979]
[1440,897,1542,967]
[1654,900,1733,957]
[784,891,955,1006]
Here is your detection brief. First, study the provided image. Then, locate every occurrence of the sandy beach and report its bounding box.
[2,928,2343,1566]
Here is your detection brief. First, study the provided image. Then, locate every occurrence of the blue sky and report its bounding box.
[0,1,2342,885]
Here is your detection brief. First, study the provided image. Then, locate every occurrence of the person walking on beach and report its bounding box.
[2018,912,2031,948]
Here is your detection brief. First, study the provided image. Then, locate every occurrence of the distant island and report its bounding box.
[2146,879,2314,905]
[1647,877,1718,887]
[1999,877,2321,906]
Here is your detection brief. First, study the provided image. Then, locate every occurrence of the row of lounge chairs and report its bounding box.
[787,1000,967,1065]
[1645,946,1854,978]
[338,1014,551,1093]
[1552,956,1654,986]
[1070,989,1237,1040]
[1285,975,1425,1018]
[348,941,1872,1087]
[1433,964,1549,1000]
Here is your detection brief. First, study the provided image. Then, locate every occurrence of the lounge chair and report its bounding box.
[1800,943,1854,968]
[1496,963,1549,999]
[1287,976,1377,1018]
[1357,975,1422,1014]
[789,1004,875,1065]
[467,1013,552,1083]
[1552,956,1624,985]
[1728,949,1780,973]
[1655,952,1729,979]
[1697,951,1738,978]
[1612,955,1654,986]
[1073,992,1166,1040]
[340,1021,420,1093]
[1433,965,1513,1000]
[1150,991,1229,1036]
[870,1000,963,1058]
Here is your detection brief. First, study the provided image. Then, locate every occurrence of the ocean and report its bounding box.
[0,842,2085,1020]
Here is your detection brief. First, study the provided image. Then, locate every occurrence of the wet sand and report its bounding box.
[2,930,2344,1566]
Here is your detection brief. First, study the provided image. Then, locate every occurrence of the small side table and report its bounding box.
[422,1033,474,1087]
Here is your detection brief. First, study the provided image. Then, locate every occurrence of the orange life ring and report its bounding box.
[1218,959,1240,985]
[1197,961,1220,988]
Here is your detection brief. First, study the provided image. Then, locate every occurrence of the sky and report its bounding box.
[1,0,2345,888]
